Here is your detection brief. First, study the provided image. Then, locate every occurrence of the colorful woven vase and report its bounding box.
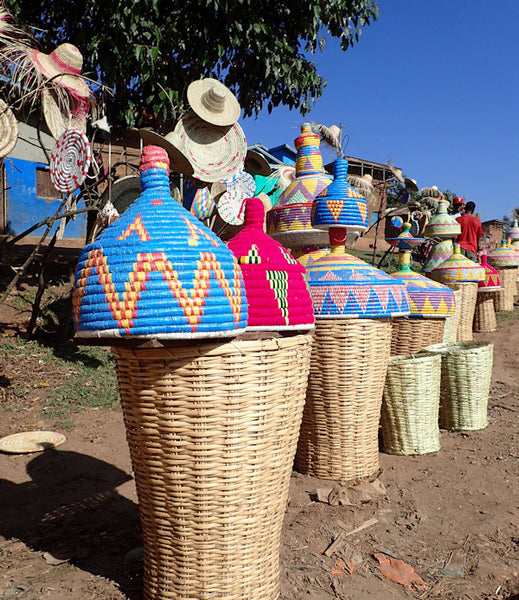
[487,240,519,268]
[508,219,519,241]
[386,221,424,249]
[424,198,461,239]
[312,158,368,231]
[266,123,331,248]
[306,228,411,318]
[227,197,314,331]
[73,145,247,339]
[478,254,501,290]
[391,250,455,317]
[428,243,485,283]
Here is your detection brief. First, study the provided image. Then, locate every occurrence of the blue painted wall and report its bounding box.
[5,158,87,238]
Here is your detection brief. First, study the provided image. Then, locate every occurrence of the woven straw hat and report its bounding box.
[42,87,87,139]
[187,78,241,126]
[30,43,91,97]
[245,149,271,176]
[174,110,247,183]
[0,98,18,158]
[139,128,194,176]
[0,431,66,454]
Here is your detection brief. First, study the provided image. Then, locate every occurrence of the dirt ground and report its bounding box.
[1,243,519,600]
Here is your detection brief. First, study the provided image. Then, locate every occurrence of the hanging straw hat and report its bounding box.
[404,177,418,192]
[187,78,241,126]
[42,87,87,139]
[30,43,91,98]
[245,148,272,176]
[174,110,247,183]
[139,129,194,176]
[0,98,18,158]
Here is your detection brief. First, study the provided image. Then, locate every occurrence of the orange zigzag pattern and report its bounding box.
[117,215,150,241]
[181,214,219,247]
[73,249,243,333]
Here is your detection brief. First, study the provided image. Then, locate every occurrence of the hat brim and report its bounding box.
[0,99,18,158]
[139,129,194,176]
[245,149,272,176]
[42,88,87,140]
[174,111,246,183]
[31,49,92,98]
[187,78,241,126]
[404,177,419,192]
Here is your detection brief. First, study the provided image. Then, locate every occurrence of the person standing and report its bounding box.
[451,197,465,218]
[456,201,482,261]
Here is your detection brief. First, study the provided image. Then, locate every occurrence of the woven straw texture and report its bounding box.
[390,318,445,356]
[381,352,441,455]
[425,341,494,431]
[447,282,477,341]
[295,319,391,481]
[473,291,497,333]
[112,333,313,600]
[442,289,463,343]
[493,267,517,312]
[50,128,91,193]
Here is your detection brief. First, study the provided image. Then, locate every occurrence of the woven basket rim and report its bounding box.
[425,341,494,354]
[387,351,442,365]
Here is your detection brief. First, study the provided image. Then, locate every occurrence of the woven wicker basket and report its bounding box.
[295,319,391,482]
[390,318,445,356]
[447,282,478,341]
[442,289,462,343]
[381,352,442,455]
[425,341,494,431]
[473,291,497,333]
[112,333,313,600]
[494,268,516,312]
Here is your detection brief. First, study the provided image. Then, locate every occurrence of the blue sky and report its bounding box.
[242,0,519,222]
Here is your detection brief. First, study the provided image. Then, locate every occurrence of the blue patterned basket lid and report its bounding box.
[312,158,368,231]
[306,228,411,319]
[386,222,424,249]
[73,145,248,340]
[391,250,455,318]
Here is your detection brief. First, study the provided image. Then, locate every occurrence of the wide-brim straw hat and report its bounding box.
[42,87,87,139]
[174,110,247,183]
[100,175,141,216]
[187,78,241,126]
[30,43,91,98]
[245,148,272,176]
[0,98,18,158]
[404,177,418,192]
[139,129,194,176]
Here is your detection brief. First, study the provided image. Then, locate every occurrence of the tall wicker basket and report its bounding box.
[295,319,391,482]
[381,352,442,455]
[425,341,494,431]
[390,318,445,355]
[112,333,313,600]
[473,291,497,333]
[447,282,478,341]
[442,289,463,342]
[494,268,516,312]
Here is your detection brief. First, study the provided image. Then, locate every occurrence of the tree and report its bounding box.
[6,0,378,133]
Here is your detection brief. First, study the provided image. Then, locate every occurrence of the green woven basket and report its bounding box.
[381,352,442,455]
[425,341,494,431]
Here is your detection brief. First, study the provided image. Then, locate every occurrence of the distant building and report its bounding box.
[481,219,506,250]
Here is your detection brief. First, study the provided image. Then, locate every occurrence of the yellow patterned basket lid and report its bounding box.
[424,198,461,239]
[391,250,455,318]
[487,240,519,268]
[428,243,485,283]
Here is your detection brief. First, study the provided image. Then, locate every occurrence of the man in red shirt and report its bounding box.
[456,201,482,261]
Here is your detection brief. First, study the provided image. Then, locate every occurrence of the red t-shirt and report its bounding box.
[456,214,482,253]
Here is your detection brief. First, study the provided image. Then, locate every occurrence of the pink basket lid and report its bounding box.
[478,254,501,291]
[228,197,315,331]
[391,250,455,317]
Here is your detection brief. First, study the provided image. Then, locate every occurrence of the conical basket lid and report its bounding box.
[424,198,461,239]
[306,229,411,318]
[429,243,485,283]
[73,145,248,340]
[227,197,314,331]
[391,250,455,317]
[266,123,331,247]
[487,240,519,268]
[508,218,519,241]
[478,254,501,290]
[386,222,424,249]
